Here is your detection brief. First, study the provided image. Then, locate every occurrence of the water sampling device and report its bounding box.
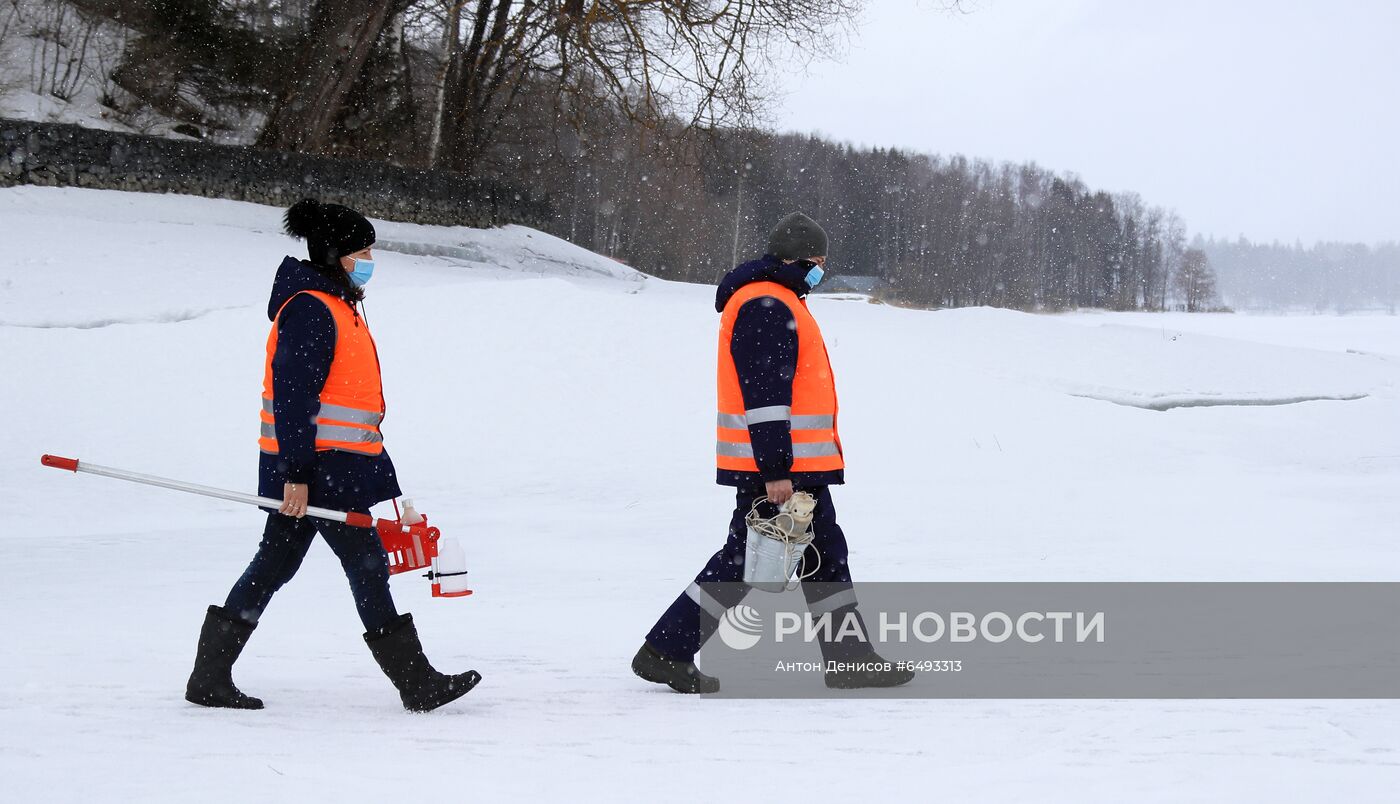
[39,454,472,598]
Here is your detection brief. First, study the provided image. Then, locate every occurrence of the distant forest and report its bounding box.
[4,0,1394,312]
[1202,238,1398,314]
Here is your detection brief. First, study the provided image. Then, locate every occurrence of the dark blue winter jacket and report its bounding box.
[715,255,845,489]
[257,256,402,514]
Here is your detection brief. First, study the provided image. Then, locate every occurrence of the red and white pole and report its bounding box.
[41,454,413,534]
[40,454,469,595]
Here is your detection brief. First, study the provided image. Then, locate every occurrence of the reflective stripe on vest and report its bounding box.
[716,281,843,474]
[258,290,386,457]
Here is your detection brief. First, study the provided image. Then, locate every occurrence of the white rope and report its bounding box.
[745,492,822,591]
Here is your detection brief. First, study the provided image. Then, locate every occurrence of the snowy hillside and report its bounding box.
[0,188,640,328]
[0,1,256,141]
[2,187,1399,801]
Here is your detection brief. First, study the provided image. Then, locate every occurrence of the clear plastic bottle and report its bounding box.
[399,498,424,525]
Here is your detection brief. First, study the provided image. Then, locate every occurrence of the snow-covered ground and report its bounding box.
[2,187,1398,801]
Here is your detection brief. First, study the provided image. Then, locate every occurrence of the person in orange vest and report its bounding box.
[184,199,480,712]
[633,213,914,693]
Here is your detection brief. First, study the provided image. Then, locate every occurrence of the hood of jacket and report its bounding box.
[267,256,355,321]
[713,254,813,313]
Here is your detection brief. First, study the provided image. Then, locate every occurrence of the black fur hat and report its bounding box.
[283,199,376,268]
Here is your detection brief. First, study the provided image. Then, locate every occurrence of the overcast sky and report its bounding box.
[773,0,1398,246]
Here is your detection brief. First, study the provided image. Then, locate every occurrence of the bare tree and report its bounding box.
[0,1,23,96]
[1174,248,1218,311]
[423,0,464,164]
[256,0,412,151]
[430,0,862,172]
[0,0,20,44]
[25,0,103,101]
[1159,211,1186,310]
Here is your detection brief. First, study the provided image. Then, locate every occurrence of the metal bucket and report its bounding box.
[742,492,817,593]
[744,525,804,592]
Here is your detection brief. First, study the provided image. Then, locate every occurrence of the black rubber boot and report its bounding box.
[631,643,720,694]
[364,613,481,712]
[185,605,264,710]
[823,652,916,690]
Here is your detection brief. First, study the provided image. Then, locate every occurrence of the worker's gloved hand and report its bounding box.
[765,478,794,505]
[280,482,309,518]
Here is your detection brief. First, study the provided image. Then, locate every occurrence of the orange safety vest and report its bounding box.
[716,281,843,474]
[259,290,386,457]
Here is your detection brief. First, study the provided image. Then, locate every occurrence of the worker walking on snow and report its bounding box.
[184,199,480,712]
[633,213,914,693]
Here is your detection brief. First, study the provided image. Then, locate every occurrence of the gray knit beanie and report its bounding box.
[766,212,828,260]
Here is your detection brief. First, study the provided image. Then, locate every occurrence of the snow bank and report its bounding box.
[2,188,1398,801]
[0,186,642,328]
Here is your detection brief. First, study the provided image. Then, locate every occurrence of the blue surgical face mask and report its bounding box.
[805,263,825,289]
[348,258,375,287]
